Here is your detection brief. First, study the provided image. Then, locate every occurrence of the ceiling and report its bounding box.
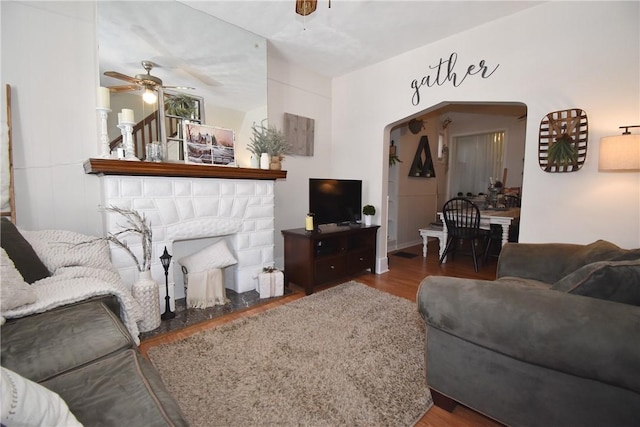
[181,0,543,78]
[99,1,542,116]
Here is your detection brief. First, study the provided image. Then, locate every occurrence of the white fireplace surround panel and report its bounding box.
[100,175,275,295]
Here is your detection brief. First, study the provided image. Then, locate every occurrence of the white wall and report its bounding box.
[332,1,640,263]
[266,56,333,268]
[1,1,103,234]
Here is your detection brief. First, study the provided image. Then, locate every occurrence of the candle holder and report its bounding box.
[160,247,175,320]
[96,107,112,158]
[120,121,139,161]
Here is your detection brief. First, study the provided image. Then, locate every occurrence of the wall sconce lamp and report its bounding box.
[142,85,157,104]
[599,125,640,171]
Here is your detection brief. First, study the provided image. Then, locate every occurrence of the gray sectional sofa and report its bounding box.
[0,218,189,426]
[417,240,640,427]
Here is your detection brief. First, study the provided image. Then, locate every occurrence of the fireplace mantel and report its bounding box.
[84,158,287,180]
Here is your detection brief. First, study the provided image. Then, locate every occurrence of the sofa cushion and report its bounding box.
[564,240,629,273]
[551,260,640,306]
[0,248,36,311]
[42,349,189,427]
[496,276,552,289]
[0,218,50,283]
[1,366,82,427]
[1,300,134,382]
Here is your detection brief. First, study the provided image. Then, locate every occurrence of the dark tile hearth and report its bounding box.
[140,288,289,341]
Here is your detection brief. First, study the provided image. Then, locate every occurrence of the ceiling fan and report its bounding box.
[104,60,195,102]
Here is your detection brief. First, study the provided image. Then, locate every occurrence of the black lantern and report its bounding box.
[160,246,175,320]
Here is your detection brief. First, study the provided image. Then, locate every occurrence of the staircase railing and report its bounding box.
[109,110,159,159]
[108,110,183,160]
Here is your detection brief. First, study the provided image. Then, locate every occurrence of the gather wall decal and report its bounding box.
[410,52,500,106]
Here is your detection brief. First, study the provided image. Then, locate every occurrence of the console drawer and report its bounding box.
[314,257,346,285]
[346,249,374,274]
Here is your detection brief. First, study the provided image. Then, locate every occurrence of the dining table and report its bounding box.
[432,207,520,262]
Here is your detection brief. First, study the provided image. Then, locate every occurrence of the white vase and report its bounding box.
[364,215,373,226]
[260,153,270,170]
[250,154,260,168]
[131,270,161,332]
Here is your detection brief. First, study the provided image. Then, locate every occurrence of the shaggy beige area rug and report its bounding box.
[148,281,433,426]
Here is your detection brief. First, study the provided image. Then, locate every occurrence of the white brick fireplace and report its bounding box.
[97,174,277,299]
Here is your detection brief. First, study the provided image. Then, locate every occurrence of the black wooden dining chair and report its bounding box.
[483,194,521,263]
[440,197,488,272]
[502,194,521,208]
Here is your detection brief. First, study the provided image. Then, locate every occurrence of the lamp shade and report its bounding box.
[599,134,640,171]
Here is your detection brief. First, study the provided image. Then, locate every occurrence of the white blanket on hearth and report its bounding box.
[186,268,228,308]
[2,229,144,344]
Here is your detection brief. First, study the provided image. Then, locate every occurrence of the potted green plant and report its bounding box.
[362,205,376,226]
[248,120,290,170]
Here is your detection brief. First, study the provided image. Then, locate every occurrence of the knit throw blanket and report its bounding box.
[2,229,143,344]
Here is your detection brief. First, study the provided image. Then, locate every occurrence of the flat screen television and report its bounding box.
[309,178,362,225]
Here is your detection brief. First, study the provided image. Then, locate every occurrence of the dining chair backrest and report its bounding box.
[442,197,482,239]
[502,194,521,208]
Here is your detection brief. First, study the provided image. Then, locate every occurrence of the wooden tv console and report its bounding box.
[281,224,379,295]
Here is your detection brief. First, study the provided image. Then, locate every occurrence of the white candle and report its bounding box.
[121,108,135,123]
[97,86,110,109]
[117,112,122,125]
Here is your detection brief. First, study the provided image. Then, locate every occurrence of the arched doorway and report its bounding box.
[386,101,527,252]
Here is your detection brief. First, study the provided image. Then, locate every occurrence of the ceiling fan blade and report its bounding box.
[104,71,139,84]
[183,68,221,87]
[163,85,196,91]
[108,85,141,93]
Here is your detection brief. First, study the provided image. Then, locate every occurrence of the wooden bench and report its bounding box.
[419,226,446,261]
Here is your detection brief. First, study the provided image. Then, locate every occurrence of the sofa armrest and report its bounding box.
[417,276,640,394]
[497,242,586,282]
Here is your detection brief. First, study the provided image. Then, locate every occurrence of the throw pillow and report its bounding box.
[21,229,118,274]
[178,240,237,273]
[0,218,50,284]
[566,240,627,273]
[1,367,83,427]
[0,248,36,311]
[551,260,640,306]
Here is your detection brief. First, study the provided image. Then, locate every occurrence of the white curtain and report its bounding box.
[449,131,505,197]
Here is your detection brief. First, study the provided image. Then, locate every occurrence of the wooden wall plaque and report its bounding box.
[284,113,315,156]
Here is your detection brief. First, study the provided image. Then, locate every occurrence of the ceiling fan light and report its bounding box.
[143,87,157,104]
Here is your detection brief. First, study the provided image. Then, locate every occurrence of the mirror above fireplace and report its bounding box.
[97,1,268,145]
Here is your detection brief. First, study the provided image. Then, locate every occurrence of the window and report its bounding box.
[449,131,505,196]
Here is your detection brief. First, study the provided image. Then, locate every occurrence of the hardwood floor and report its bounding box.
[141,240,502,427]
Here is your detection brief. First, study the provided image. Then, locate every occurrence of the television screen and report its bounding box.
[309,178,362,225]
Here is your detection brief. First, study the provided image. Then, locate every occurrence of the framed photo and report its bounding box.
[183,123,236,166]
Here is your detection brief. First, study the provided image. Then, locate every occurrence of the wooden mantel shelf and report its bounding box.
[84,158,287,180]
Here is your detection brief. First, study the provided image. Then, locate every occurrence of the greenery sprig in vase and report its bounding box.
[248,120,291,169]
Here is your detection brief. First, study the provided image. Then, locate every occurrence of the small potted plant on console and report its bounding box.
[362,205,376,226]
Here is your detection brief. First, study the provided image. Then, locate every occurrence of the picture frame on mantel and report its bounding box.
[183,123,236,166]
